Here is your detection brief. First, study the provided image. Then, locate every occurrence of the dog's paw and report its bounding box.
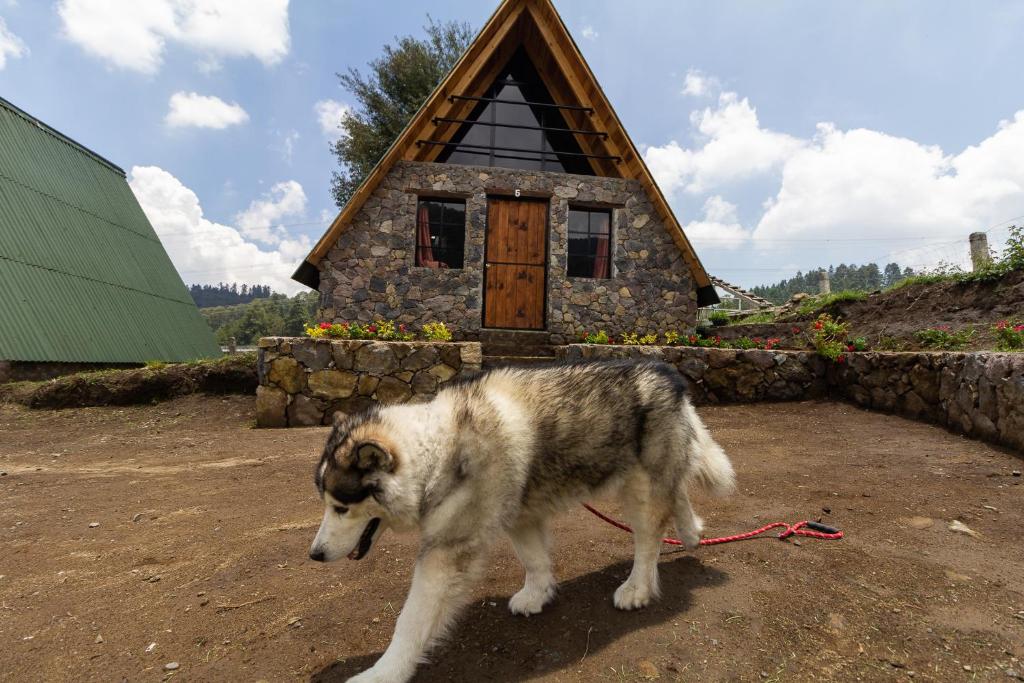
[613,579,655,611]
[677,514,704,550]
[509,582,556,616]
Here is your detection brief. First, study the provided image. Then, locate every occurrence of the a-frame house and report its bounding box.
[295,0,719,342]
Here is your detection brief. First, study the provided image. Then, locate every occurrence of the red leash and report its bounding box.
[582,503,844,546]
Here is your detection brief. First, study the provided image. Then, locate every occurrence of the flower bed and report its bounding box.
[255,337,481,427]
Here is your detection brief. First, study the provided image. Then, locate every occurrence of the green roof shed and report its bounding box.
[0,97,220,363]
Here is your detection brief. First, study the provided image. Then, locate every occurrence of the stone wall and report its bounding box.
[556,345,1024,452]
[255,337,482,428]
[318,161,697,343]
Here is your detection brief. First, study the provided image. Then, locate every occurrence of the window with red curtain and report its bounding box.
[567,208,611,278]
[415,198,465,269]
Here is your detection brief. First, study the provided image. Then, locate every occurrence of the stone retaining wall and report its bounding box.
[556,345,1024,452]
[255,337,481,427]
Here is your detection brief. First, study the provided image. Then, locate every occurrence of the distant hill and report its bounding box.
[751,263,915,305]
[201,292,319,345]
[189,283,275,308]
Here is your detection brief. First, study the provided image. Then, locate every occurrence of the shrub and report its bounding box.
[735,310,776,324]
[621,332,657,345]
[421,322,453,342]
[579,330,610,344]
[811,313,851,362]
[914,325,974,351]
[305,320,439,341]
[994,320,1024,351]
[708,311,730,327]
[663,331,681,346]
[796,290,868,316]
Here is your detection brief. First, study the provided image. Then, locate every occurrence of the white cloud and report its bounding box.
[314,99,350,141]
[129,166,310,295]
[0,17,27,69]
[752,116,1024,265]
[645,91,803,195]
[684,196,749,250]
[165,91,248,129]
[235,179,307,244]
[681,68,718,97]
[581,25,598,41]
[57,0,290,75]
[647,72,1024,275]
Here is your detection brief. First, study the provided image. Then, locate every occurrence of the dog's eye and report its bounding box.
[333,505,348,515]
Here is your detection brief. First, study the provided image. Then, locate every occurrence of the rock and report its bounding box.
[146,642,156,653]
[131,513,143,523]
[287,616,302,628]
[907,516,934,530]
[268,357,306,394]
[944,570,971,582]
[412,370,438,395]
[357,374,380,396]
[948,520,980,538]
[88,522,99,528]
[95,634,104,644]
[401,346,439,372]
[355,343,399,376]
[636,660,659,680]
[292,341,332,371]
[375,377,413,404]
[1013,470,1022,477]
[307,371,358,400]
[428,363,458,382]
[255,385,288,428]
[164,662,179,671]
[287,394,325,427]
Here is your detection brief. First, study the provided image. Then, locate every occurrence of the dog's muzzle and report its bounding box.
[348,518,382,560]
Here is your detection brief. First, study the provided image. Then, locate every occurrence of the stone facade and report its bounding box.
[255,337,482,427]
[556,345,1024,452]
[318,161,697,343]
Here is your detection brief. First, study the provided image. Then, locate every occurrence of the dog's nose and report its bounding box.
[309,549,325,562]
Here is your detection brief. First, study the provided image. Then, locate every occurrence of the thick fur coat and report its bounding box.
[309,360,736,683]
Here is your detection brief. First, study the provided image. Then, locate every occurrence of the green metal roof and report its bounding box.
[0,96,221,363]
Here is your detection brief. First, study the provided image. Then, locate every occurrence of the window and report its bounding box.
[567,208,611,278]
[438,48,595,176]
[415,198,465,269]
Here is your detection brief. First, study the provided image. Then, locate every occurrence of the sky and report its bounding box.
[2,1,1024,295]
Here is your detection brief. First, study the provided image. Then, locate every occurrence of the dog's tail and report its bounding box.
[682,402,736,497]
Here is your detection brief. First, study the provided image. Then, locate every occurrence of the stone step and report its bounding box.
[482,355,557,369]
[479,329,555,358]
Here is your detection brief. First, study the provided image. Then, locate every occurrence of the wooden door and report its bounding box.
[483,198,547,330]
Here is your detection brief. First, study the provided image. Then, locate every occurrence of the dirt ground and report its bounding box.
[1,397,1022,682]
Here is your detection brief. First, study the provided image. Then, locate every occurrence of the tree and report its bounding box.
[329,18,475,208]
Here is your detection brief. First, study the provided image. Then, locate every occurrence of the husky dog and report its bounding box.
[310,360,735,683]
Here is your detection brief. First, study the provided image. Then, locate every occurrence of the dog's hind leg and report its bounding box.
[673,485,704,551]
[507,518,556,616]
[613,474,668,611]
[349,545,487,683]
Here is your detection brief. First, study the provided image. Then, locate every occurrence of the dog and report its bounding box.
[309,359,736,683]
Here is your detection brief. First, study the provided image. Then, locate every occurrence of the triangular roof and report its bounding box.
[0,96,221,363]
[295,0,713,295]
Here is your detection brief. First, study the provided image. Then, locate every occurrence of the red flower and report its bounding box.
[847,344,855,352]
[997,320,1008,330]
[319,322,331,329]
[791,327,802,334]
[367,325,377,333]
[813,321,824,331]
[399,324,407,332]
[753,337,762,343]
[1014,324,1024,333]
[836,355,846,364]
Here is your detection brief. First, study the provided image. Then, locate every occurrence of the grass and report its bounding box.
[731,310,778,325]
[795,290,868,316]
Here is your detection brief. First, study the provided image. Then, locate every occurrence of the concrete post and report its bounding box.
[228,336,237,355]
[969,232,991,271]
[817,270,831,295]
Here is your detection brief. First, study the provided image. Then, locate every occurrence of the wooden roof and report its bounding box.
[296,0,712,291]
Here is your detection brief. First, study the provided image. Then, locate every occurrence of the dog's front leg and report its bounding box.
[347,546,483,683]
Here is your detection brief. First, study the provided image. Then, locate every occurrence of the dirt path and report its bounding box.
[1,397,1022,682]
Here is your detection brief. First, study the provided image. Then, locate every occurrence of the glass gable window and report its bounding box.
[439,48,594,175]
[415,198,465,270]
[567,208,611,278]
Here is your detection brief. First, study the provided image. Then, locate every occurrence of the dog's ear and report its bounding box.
[354,441,395,473]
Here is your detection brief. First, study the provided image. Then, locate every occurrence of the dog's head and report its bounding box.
[309,411,397,563]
